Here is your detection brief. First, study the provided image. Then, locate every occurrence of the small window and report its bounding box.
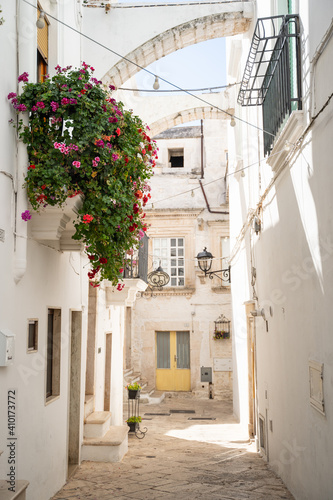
[46,308,61,401]
[168,148,184,168]
[28,320,38,352]
[259,414,266,453]
[309,360,325,415]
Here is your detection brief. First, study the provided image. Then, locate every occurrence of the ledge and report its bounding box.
[29,196,84,251]
[267,111,304,173]
[142,286,195,298]
[105,278,148,306]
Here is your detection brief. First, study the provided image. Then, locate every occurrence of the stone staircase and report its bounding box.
[0,481,29,500]
[81,395,129,462]
[123,368,165,404]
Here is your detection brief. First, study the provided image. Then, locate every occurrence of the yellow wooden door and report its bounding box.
[156,331,191,391]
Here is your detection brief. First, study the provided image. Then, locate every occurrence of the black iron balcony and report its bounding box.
[123,233,149,283]
[238,15,302,156]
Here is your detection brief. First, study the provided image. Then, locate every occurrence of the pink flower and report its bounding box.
[36,101,45,109]
[18,72,29,83]
[72,161,81,168]
[7,93,17,100]
[112,153,119,161]
[51,101,59,112]
[94,157,100,162]
[21,210,31,221]
[61,98,69,105]
[17,104,27,112]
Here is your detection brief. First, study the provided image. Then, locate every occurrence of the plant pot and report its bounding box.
[128,389,140,399]
[127,421,138,433]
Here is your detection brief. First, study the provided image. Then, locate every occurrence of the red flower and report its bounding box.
[36,193,47,203]
[99,257,108,264]
[119,268,124,273]
[41,184,46,190]
[143,195,148,205]
[142,226,147,232]
[142,149,146,155]
[135,190,143,199]
[127,215,133,221]
[125,156,129,164]
[133,203,139,214]
[88,255,95,261]
[148,144,152,152]
[80,89,86,94]
[83,214,94,224]
[28,164,36,170]
[116,128,121,136]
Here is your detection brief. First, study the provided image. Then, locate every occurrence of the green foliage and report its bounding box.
[126,382,142,391]
[9,63,157,286]
[126,416,142,423]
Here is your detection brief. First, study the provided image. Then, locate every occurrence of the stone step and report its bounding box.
[82,425,129,463]
[124,371,141,384]
[0,480,29,500]
[84,411,112,439]
[123,368,133,377]
[141,390,165,405]
[84,395,94,419]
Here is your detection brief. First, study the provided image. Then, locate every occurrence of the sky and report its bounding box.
[135,38,227,94]
[115,0,227,126]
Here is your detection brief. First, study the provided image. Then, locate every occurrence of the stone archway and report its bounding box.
[149,105,233,136]
[102,9,252,87]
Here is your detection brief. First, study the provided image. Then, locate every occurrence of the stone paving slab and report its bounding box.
[52,395,294,500]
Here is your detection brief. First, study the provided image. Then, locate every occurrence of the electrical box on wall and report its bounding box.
[201,366,212,383]
[0,330,15,366]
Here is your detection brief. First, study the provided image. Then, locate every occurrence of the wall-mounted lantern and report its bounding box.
[147,264,170,288]
[196,247,231,283]
[214,314,231,340]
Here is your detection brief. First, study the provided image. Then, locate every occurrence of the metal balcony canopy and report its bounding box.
[237,15,300,107]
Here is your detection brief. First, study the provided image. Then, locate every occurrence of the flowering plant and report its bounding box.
[213,331,230,340]
[9,63,157,285]
[125,382,141,391]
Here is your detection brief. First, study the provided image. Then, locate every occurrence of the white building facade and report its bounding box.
[228,1,333,498]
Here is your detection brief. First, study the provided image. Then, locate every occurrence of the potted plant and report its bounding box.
[126,415,142,432]
[8,63,157,287]
[126,382,141,399]
[213,331,230,340]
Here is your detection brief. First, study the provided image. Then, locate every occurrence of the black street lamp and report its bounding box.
[196,247,231,283]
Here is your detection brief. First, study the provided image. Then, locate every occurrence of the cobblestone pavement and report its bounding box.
[52,394,294,500]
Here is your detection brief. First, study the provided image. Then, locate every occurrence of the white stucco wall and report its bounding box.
[228,1,333,498]
[0,3,89,500]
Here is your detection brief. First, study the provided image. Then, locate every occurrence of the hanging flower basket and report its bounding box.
[213,331,230,340]
[9,63,157,286]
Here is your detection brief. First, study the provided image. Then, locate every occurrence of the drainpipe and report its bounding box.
[199,180,229,215]
[200,119,204,179]
[13,0,29,283]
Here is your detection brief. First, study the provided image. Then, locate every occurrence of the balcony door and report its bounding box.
[156,331,191,391]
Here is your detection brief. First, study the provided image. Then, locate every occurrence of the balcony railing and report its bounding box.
[123,233,149,283]
[238,15,302,156]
